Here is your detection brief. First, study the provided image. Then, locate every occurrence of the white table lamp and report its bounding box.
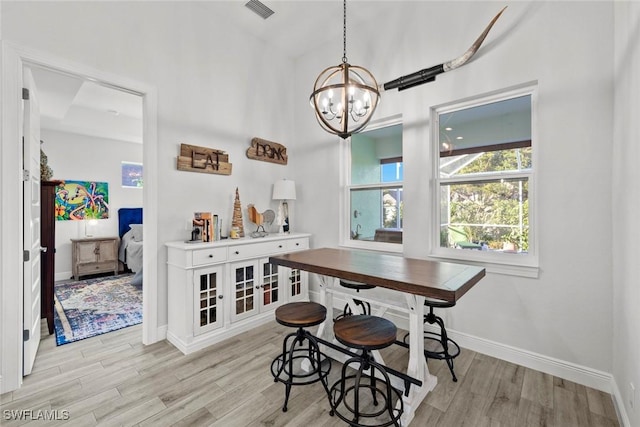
[272,179,296,234]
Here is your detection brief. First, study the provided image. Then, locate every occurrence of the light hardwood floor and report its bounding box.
[1,320,620,426]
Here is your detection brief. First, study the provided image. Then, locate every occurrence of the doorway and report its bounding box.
[0,41,159,393]
[30,65,144,346]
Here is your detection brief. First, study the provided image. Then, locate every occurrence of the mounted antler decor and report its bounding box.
[381,6,507,92]
[309,1,507,139]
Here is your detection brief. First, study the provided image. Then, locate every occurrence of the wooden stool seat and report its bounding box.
[330,314,403,426]
[336,280,376,320]
[403,298,460,382]
[424,297,455,309]
[334,315,397,350]
[271,302,331,413]
[339,279,376,291]
[275,302,326,328]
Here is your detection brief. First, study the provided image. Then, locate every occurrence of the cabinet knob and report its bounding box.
[296,243,300,246]
[278,245,283,248]
[218,295,223,299]
[255,286,260,289]
[208,254,213,258]
[235,251,240,255]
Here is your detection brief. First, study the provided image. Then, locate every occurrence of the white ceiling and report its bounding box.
[31,66,144,144]
[198,1,397,59]
[31,0,392,144]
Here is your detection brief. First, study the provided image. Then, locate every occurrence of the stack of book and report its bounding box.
[193,212,221,242]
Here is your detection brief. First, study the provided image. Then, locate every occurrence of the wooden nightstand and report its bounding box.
[71,237,120,280]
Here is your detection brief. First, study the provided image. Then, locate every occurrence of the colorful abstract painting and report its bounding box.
[55,180,109,221]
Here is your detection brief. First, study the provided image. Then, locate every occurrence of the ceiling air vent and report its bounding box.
[245,0,275,20]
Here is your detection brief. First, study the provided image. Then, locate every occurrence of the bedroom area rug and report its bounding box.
[53,273,142,345]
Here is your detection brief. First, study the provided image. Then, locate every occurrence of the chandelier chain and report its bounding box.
[342,0,347,63]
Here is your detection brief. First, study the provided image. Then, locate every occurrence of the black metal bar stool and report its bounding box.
[403,297,461,382]
[270,302,332,412]
[330,315,403,427]
[335,279,376,320]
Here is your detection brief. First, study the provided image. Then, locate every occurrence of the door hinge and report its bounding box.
[23,250,30,262]
[23,170,30,181]
[23,329,30,341]
[22,88,29,100]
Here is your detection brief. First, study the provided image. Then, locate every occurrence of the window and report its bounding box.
[347,123,403,247]
[121,162,143,188]
[432,87,537,272]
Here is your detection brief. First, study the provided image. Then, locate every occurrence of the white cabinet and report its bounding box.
[166,233,310,354]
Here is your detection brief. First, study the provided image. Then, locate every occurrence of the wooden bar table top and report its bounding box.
[269,247,486,426]
[269,247,485,303]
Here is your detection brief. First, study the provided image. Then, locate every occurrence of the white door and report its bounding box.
[23,68,42,376]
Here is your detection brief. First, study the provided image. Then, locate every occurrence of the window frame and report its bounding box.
[340,115,404,253]
[121,161,144,189]
[429,84,539,277]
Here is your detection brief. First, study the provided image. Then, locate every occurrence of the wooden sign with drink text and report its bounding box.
[246,137,287,165]
[177,143,232,175]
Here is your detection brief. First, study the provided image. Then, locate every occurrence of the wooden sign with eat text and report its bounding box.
[177,143,232,175]
[246,137,287,165]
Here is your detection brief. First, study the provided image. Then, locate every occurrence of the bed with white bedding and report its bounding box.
[118,208,143,274]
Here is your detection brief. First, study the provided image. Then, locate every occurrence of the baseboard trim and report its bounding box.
[55,271,73,282]
[165,311,275,355]
[310,289,629,425]
[610,378,632,427]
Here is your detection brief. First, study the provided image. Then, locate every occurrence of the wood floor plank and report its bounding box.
[92,391,155,423]
[484,360,526,424]
[586,386,619,420]
[553,384,591,426]
[522,368,555,409]
[1,320,621,427]
[171,407,217,427]
[98,396,166,427]
[515,397,555,427]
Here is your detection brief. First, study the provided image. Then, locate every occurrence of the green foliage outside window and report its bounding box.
[444,148,531,251]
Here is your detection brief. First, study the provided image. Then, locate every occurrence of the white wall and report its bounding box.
[1,1,297,329]
[293,1,615,376]
[613,2,640,425]
[3,1,637,412]
[41,129,143,280]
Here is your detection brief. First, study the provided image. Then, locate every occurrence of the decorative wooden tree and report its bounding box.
[232,187,245,238]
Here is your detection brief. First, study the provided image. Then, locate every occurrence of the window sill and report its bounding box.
[340,239,403,254]
[428,250,539,278]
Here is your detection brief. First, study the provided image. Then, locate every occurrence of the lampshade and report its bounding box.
[272,179,296,200]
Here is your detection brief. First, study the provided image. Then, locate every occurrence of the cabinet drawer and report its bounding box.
[77,262,115,275]
[193,247,228,266]
[228,241,287,260]
[286,238,309,251]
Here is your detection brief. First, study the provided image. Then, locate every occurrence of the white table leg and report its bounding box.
[316,275,335,342]
[401,294,437,426]
[315,279,438,426]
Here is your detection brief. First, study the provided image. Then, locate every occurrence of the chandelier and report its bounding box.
[309,0,380,139]
[309,3,508,140]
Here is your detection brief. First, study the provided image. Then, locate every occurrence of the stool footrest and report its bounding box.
[271,350,331,386]
[329,356,403,427]
[423,332,461,360]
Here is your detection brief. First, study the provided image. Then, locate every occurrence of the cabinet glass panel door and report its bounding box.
[261,259,281,309]
[193,265,223,335]
[287,268,307,302]
[232,261,257,321]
